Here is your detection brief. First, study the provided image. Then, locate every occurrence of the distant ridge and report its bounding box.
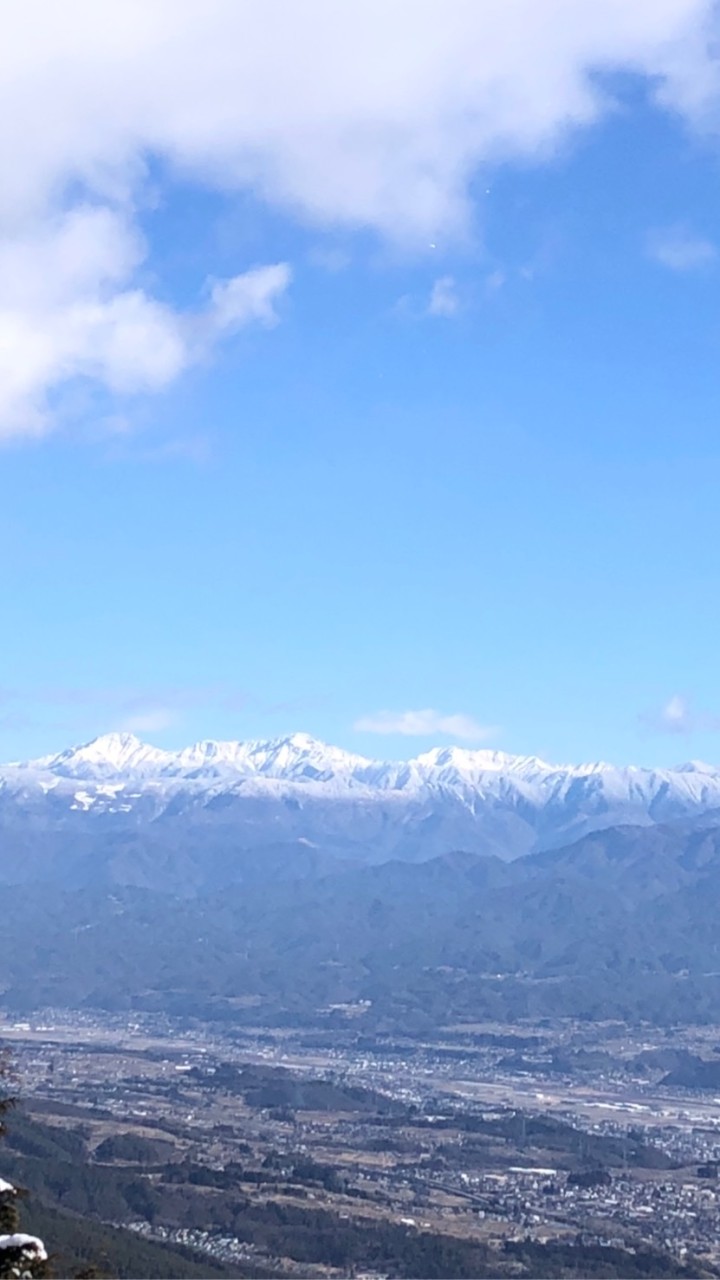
[17,728,719,788]
[0,733,719,889]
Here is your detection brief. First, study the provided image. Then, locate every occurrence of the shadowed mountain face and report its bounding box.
[3,817,720,1028]
[4,733,720,1029]
[3,732,720,890]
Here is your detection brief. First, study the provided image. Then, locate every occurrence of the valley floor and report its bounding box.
[3,1011,720,1276]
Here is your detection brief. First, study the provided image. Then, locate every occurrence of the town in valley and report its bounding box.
[5,1009,720,1277]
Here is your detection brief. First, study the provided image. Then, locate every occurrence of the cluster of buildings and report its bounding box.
[8,1009,720,1272]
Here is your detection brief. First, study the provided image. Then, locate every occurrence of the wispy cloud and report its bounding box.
[205,264,291,334]
[427,276,460,318]
[642,693,720,735]
[118,706,178,733]
[106,434,213,466]
[646,227,717,271]
[485,269,506,293]
[0,683,319,743]
[354,709,497,742]
[307,246,351,273]
[0,711,42,733]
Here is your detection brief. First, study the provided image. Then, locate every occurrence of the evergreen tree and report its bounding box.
[0,1054,49,1279]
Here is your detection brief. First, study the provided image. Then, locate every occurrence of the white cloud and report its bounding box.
[207,264,292,334]
[1,1,720,433]
[658,694,694,731]
[354,709,497,742]
[647,226,717,269]
[427,276,460,318]
[643,693,720,733]
[0,205,291,436]
[3,1,718,240]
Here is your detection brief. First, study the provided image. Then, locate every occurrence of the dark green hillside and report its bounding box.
[22,1203,239,1280]
[4,820,720,1028]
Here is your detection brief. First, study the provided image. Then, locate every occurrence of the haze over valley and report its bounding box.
[3,730,720,1032]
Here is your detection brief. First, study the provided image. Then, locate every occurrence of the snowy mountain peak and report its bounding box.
[82,732,144,758]
[674,759,720,776]
[18,734,719,790]
[12,732,720,819]
[412,746,552,779]
[5,732,720,867]
[22,731,375,784]
[32,732,174,778]
[233,733,371,779]
[284,732,324,750]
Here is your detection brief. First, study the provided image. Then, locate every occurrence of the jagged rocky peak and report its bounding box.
[674,759,720,775]
[31,732,174,777]
[3,731,720,869]
[247,735,371,783]
[10,732,720,833]
[22,730,376,783]
[413,745,552,776]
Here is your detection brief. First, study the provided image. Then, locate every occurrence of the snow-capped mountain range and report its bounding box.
[1,731,720,892]
[14,729,720,792]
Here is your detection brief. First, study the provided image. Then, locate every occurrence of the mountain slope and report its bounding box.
[2,733,720,889]
[4,820,720,1027]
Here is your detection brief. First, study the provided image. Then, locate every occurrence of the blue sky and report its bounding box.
[3,2,720,765]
